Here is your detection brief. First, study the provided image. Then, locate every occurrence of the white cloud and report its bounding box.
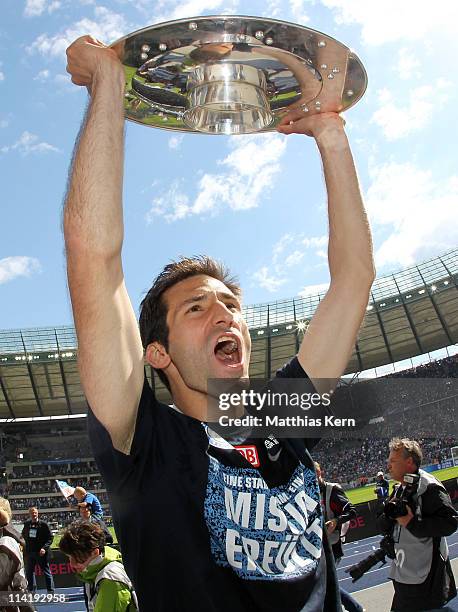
[24,0,46,16]
[34,69,50,81]
[252,266,287,293]
[251,232,328,294]
[271,232,327,268]
[272,233,294,260]
[371,80,451,141]
[289,0,311,25]
[24,0,61,17]
[284,250,305,267]
[29,6,128,57]
[301,235,327,249]
[266,0,282,19]
[320,0,458,45]
[0,120,8,128]
[0,257,41,285]
[168,135,184,150]
[24,0,95,16]
[366,161,458,268]
[147,133,287,222]
[1,131,60,155]
[396,48,421,80]
[298,282,329,297]
[0,72,4,82]
[150,0,238,24]
[146,180,190,223]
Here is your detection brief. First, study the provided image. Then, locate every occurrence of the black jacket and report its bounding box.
[21,519,53,554]
[319,480,357,561]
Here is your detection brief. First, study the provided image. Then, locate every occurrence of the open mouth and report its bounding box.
[213,334,242,367]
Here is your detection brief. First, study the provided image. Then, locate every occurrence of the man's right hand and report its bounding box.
[66,35,124,93]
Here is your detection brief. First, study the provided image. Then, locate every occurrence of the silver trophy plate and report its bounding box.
[110,15,368,135]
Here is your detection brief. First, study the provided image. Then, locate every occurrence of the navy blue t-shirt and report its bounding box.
[87,357,340,611]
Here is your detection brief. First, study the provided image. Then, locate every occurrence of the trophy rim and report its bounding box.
[111,14,368,135]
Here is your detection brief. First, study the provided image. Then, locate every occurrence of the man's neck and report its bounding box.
[170,385,208,422]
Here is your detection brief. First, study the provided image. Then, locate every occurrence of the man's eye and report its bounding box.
[187,304,201,313]
[226,303,238,310]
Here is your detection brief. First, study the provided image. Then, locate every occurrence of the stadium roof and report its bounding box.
[1,249,457,419]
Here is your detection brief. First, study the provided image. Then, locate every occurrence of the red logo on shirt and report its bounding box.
[235,445,260,467]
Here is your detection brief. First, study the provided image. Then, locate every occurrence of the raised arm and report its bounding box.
[277,110,375,392]
[64,36,144,452]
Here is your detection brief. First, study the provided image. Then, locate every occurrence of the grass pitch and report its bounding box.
[346,465,458,505]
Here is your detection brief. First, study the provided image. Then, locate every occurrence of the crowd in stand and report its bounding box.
[6,476,105,495]
[8,461,98,480]
[389,355,458,379]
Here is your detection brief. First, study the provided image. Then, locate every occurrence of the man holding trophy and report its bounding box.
[63,25,374,612]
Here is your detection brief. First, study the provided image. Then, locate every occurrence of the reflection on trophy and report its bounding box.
[111,15,368,134]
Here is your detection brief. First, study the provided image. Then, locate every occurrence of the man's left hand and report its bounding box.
[396,505,414,528]
[39,548,46,556]
[276,109,345,138]
[325,519,338,535]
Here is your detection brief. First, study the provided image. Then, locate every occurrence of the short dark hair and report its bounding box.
[139,256,241,390]
[59,521,105,563]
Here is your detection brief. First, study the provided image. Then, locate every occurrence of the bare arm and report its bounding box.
[278,111,375,392]
[64,36,144,452]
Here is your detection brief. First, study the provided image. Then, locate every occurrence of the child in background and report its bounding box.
[59,521,136,611]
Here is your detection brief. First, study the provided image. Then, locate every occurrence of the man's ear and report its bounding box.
[145,342,171,370]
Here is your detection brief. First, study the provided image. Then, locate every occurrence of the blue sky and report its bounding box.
[1,0,458,330]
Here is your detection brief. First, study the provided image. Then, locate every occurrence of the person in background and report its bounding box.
[315,462,356,562]
[315,463,364,612]
[59,521,136,612]
[79,503,113,544]
[374,470,389,502]
[21,507,54,594]
[73,486,103,519]
[379,438,457,611]
[0,498,35,612]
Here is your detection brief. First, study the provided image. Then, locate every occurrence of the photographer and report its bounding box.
[378,438,457,611]
[374,470,389,502]
[315,462,357,562]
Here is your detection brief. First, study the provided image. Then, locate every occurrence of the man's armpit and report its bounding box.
[110,424,136,455]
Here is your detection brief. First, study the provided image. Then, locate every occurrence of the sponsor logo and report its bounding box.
[235,445,260,467]
[349,516,366,529]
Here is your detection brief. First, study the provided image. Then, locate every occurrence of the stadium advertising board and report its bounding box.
[423,459,455,472]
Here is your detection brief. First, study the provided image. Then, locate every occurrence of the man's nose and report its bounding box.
[212,301,236,325]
